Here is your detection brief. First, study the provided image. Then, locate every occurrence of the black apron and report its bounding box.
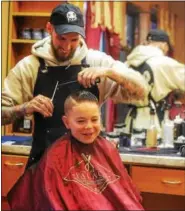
[27,58,99,167]
[128,61,166,134]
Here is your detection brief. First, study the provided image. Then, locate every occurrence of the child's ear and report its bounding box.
[62,115,70,129]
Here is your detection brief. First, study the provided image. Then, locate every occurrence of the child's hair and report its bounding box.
[64,90,99,114]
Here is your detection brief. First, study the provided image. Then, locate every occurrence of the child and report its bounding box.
[8,91,144,211]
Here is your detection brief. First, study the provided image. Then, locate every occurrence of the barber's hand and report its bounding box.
[24,95,53,117]
[78,67,108,88]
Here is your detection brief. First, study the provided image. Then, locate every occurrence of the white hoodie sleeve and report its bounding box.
[2,55,39,106]
[86,49,149,105]
[2,48,149,107]
[148,56,185,102]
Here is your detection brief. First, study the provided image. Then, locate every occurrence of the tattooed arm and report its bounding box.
[2,95,54,125]
[2,104,27,125]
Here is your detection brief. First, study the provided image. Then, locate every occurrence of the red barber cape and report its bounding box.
[8,135,144,211]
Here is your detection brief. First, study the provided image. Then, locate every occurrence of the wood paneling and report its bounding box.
[168,2,185,63]
[132,1,185,62]
[2,1,10,86]
[2,2,10,136]
[12,1,64,13]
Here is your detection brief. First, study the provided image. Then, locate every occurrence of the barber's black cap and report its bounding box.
[50,3,85,38]
[146,29,172,51]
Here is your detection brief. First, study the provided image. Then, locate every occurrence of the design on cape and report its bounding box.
[63,153,120,194]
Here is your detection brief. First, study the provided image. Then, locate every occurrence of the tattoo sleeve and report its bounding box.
[2,104,26,125]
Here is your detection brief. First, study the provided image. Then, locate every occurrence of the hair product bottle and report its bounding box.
[173,115,183,140]
[23,115,33,133]
[161,105,174,148]
[146,108,157,148]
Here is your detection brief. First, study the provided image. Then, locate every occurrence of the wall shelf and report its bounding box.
[11,39,37,44]
[12,12,50,17]
[6,1,59,135]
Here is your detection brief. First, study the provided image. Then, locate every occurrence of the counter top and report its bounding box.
[120,153,185,168]
[2,144,31,156]
[2,143,185,168]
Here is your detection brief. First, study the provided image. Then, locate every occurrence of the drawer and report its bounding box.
[132,166,185,196]
[2,154,28,196]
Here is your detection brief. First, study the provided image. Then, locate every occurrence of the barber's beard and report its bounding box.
[51,41,75,62]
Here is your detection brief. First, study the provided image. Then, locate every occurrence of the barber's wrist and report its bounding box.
[21,102,30,116]
[13,102,30,117]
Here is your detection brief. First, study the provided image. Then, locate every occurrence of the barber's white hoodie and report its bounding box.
[2,36,148,110]
[123,45,185,136]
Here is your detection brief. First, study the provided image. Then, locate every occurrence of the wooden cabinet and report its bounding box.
[131,166,185,210]
[2,154,28,210]
[1,151,185,210]
[2,154,28,196]
[131,166,185,196]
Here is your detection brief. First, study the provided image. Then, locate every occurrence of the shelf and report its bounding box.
[11,39,38,44]
[6,1,59,136]
[12,12,51,17]
[5,132,32,136]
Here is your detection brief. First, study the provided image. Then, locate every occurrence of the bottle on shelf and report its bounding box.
[146,108,157,148]
[182,120,185,137]
[161,104,174,148]
[23,115,33,134]
[173,114,183,140]
[12,115,33,134]
[19,28,32,40]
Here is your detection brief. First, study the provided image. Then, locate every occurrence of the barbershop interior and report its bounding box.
[1,1,185,211]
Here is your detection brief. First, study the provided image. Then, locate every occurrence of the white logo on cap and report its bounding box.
[66,11,77,22]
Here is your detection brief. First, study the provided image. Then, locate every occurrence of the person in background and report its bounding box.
[123,29,185,137]
[7,90,144,211]
[2,3,148,167]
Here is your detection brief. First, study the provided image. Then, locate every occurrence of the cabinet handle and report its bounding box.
[4,161,24,167]
[162,179,182,185]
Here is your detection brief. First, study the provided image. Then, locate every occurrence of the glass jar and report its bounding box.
[19,28,32,39]
[42,30,50,38]
[32,28,43,40]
